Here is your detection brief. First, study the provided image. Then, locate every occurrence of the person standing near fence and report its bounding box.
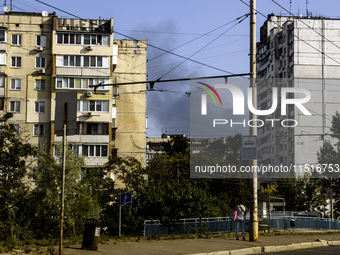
[235,199,246,241]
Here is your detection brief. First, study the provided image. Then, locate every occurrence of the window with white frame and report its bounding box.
[57,33,110,46]
[77,100,109,112]
[11,34,22,46]
[57,55,109,68]
[11,56,21,68]
[36,35,46,47]
[0,30,6,42]
[0,53,5,65]
[35,79,45,90]
[33,124,44,136]
[54,145,61,157]
[0,76,5,87]
[36,57,46,68]
[35,101,45,113]
[10,79,21,90]
[56,77,109,90]
[9,101,20,112]
[69,144,108,157]
[112,86,118,98]
[82,144,108,157]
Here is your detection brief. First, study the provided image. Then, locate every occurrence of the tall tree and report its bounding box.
[317,111,340,218]
[0,124,36,240]
[28,146,114,238]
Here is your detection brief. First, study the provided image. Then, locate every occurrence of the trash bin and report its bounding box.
[290,218,295,227]
[82,218,102,250]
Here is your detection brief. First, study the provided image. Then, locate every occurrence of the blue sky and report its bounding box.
[12,0,340,137]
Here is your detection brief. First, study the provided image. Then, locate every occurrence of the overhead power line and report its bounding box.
[36,0,243,75]
[90,73,250,91]
[158,13,250,79]
[271,0,340,53]
[120,14,249,76]
[239,0,340,66]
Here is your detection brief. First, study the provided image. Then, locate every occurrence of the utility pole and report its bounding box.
[59,103,67,255]
[249,0,258,242]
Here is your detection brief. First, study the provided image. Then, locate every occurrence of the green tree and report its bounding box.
[103,135,249,236]
[28,146,114,238]
[276,177,326,212]
[0,124,36,240]
[317,112,340,218]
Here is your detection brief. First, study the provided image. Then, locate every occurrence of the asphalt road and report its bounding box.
[61,230,340,255]
[259,245,340,255]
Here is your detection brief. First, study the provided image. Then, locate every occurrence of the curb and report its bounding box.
[189,239,340,255]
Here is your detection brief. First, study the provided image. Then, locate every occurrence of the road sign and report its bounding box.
[242,135,257,160]
[120,193,132,207]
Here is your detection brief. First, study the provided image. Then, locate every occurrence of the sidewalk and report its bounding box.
[63,229,340,255]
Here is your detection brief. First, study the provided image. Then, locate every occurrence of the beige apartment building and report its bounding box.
[0,12,147,168]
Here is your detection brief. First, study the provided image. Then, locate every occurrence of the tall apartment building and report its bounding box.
[0,12,147,168]
[256,14,340,174]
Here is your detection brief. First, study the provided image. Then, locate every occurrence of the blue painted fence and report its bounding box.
[144,216,340,236]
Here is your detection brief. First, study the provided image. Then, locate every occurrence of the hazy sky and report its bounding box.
[13,0,340,137]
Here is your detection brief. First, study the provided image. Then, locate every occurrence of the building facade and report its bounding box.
[0,12,147,168]
[256,14,340,174]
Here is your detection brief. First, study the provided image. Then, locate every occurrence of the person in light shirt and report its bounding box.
[235,199,246,241]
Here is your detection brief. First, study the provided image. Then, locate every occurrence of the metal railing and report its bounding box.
[144,216,340,236]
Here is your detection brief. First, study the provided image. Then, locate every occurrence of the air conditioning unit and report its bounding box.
[86,45,93,50]
[37,46,44,51]
[38,68,45,74]
[87,112,92,117]
[86,91,93,97]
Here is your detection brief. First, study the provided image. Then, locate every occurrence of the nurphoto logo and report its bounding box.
[198,82,312,128]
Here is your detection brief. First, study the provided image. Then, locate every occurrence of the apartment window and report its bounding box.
[11,56,21,68]
[62,55,81,67]
[35,101,45,113]
[9,124,19,135]
[77,100,109,112]
[0,53,5,65]
[36,35,46,47]
[0,30,6,42]
[56,33,110,46]
[33,124,45,136]
[57,55,109,68]
[35,79,45,90]
[76,122,109,135]
[56,77,109,90]
[9,101,20,112]
[36,57,46,68]
[113,86,119,98]
[76,34,82,44]
[10,79,21,90]
[91,35,97,45]
[0,98,4,110]
[54,145,61,157]
[11,34,22,46]
[84,34,90,45]
[97,56,102,67]
[82,145,108,157]
[83,56,89,67]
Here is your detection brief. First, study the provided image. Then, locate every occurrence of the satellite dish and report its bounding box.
[4,6,10,13]
[42,10,48,17]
